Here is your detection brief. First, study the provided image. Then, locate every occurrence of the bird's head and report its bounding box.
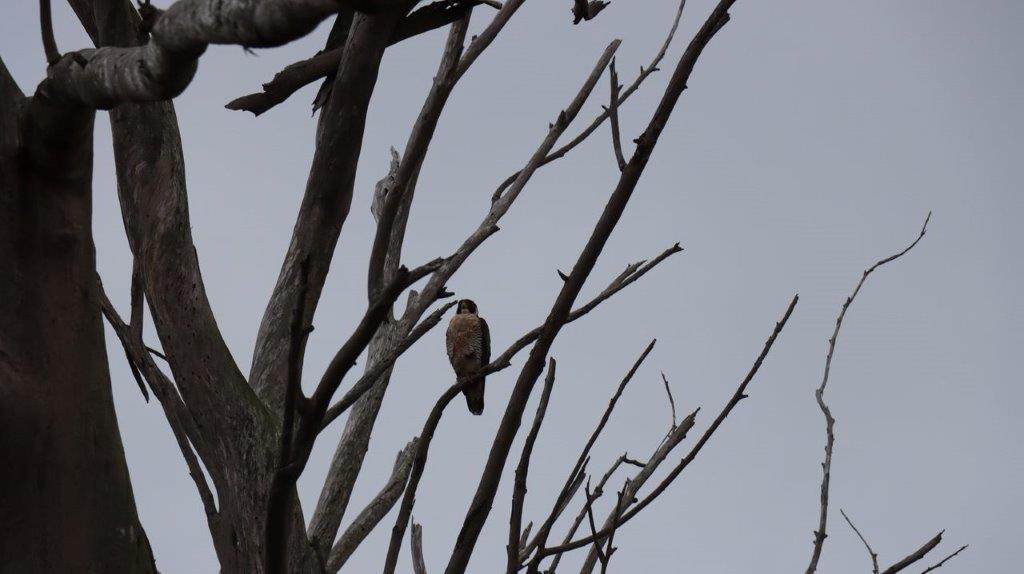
[456,299,478,315]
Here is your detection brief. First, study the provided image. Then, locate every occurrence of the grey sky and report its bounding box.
[2,0,1021,572]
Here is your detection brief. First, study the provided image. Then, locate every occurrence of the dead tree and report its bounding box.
[0,0,966,572]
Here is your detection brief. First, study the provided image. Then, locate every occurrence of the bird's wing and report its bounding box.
[479,317,491,367]
[446,321,457,365]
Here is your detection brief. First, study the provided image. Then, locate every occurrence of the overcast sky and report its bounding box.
[2,1,1021,572]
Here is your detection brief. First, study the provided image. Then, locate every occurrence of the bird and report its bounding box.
[446,299,491,415]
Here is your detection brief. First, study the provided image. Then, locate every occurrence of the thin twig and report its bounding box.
[39,0,61,65]
[535,293,798,564]
[606,58,627,171]
[881,532,944,574]
[840,509,880,574]
[920,544,968,573]
[521,340,655,562]
[492,0,690,203]
[805,213,931,574]
[506,358,557,574]
[660,371,677,430]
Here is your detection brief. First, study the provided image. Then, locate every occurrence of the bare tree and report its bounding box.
[0,0,966,572]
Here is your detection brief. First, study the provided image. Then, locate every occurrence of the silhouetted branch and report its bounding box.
[539,454,630,571]
[575,410,697,573]
[661,371,677,430]
[491,0,689,203]
[535,294,798,565]
[41,0,370,107]
[921,544,968,573]
[39,0,61,65]
[96,281,216,521]
[383,382,466,574]
[523,341,656,561]
[881,532,944,574]
[805,213,931,574]
[485,246,681,377]
[841,509,880,574]
[506,358,557,574]
[227,1,503,115]
[411,521,429,574]
[326,439,419,572]
[447,1,737,566]
[605,58,627,171]
[572,0,610,24]
[320,301,458,430]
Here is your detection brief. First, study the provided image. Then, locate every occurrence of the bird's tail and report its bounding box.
[464,377,485,416]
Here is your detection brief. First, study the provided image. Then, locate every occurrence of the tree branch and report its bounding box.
[920,544,968,573]
[320,301,458,430]
[42,0,372,107]
[227,1,501,115]
[605,58,627,171]
[325,439,419,572]
[491,0,689,203]
[538,454,630,572]
[39,0,62,65]
[97,281,217,522]
[575,410,698,574]
[841,509,880,574]
[805,213,931,574]
[881,532,944,574]
[250,8,408,416]
[506,358,557,574]
[383,382,467,574]
[311,32,619,561]
[522,340,655,562]
[444,0,734,561]
[411,521,429,574]
[535,294,798,564]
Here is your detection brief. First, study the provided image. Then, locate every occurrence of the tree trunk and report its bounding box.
[0,69,157,571]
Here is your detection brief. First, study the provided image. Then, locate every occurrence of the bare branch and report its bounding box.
[265,261,312,574]
[227,2,502,115]
[538,455,629,571]
[661,371,677,430]
[367,15,470,299]
[805,213,931,574]
[523,340,656,561]
[97,282,217,521]
[575,410,697,574]
[600,480,630,574]
[39,0,61,65]
[491,0,690,203]
[307,7,533,553]
[42,0,376,107]
[320,301,458,430]
[326,439,419,572]
[536,294,798,563]
[841,509,880,574]
[920,544,968,573]
[411,521,429,574]
[383,382,467,574]
[881,532,944,574]
[583,483,607,565]
[605,58,627,171]
[485,245,681,376]
[506,358,557,574]
[444,0,735,559]
[250,9,411,416]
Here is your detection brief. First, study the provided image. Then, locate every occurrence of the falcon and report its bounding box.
[446,299,490,415]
